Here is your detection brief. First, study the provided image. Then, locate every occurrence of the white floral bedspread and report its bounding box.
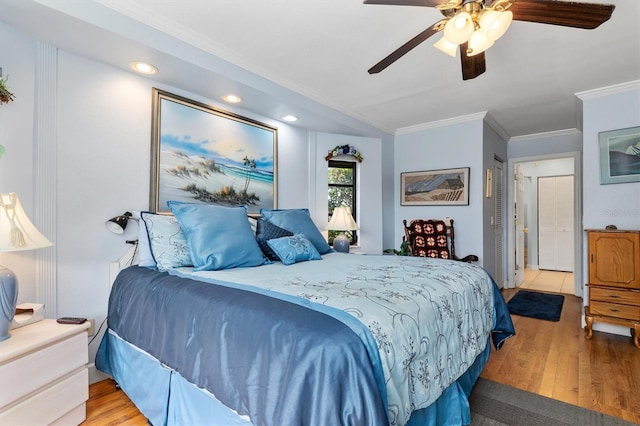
[177,253,494,426]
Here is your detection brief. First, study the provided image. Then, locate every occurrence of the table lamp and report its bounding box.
[0,192,53,341]
[326,205,359,253]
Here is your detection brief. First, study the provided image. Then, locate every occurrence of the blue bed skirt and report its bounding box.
[98,329,491,426]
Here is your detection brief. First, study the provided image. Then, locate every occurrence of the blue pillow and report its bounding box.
[260,208,332,255]
[267,234,322,266]
[140,212,192,271]
[167,202,267,271]
[255,219,293,261]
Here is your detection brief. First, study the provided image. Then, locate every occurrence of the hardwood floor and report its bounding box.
[83,289,640,425]
[482,288,640,424]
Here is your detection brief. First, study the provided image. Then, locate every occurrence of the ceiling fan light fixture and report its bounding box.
[479,9,513,41]
[434,35,458,57]
[443,11,474,45]
[467,28,494,56]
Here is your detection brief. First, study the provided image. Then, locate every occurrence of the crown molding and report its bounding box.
[509,128,581,144]
[395,112,487,135]
[576,80,640,100]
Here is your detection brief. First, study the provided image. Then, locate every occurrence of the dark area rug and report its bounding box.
[507,290,564,321]
[470,378,635,425]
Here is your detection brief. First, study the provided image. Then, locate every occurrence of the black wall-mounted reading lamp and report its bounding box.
[105,211,133,234]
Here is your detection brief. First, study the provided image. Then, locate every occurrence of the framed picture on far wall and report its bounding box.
[401,167,470,206]
[599,126,640,185]
[150,89,278,215]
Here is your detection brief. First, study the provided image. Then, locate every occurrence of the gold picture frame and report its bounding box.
[150,89,277,214]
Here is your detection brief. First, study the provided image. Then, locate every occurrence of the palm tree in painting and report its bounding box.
[243,156,257,194]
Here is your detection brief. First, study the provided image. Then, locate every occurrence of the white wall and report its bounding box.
[579,82,640,336]
[1,22,388,378]
[0,22,39,303]
[394,117,485,265]
[312,132,383,254]
[482,122,508,282]
[580,83,640,230]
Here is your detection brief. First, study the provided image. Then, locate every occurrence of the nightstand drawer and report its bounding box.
[590,287,640,306]
[0,332,87,408]
[0,368,87,425]
[589,301,640,321]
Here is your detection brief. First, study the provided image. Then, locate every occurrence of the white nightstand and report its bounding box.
[0,319,90,425]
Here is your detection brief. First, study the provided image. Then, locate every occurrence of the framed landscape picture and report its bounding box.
[599,126,640,185]
[401,167,470,206]
[150,89,277,215]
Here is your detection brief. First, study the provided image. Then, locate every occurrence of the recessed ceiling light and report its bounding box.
[130,61,157,75]
[223,94,242,103]
[281,115,298,122]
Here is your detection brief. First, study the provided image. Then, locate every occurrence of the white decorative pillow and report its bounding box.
[133,211,156,267]
[140,212,192,271]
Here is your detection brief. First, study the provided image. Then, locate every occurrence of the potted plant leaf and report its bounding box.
[0,75,15,104]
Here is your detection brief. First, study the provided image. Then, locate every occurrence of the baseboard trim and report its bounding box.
[88,363,110,385]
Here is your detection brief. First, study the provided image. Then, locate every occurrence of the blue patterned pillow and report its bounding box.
[140,212,192,271]
[255,219,293,261]
[260,208,332,255]
[168,202,267,271]
[267,234,322,266]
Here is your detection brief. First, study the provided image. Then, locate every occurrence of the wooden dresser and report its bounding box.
[585,229,640,349]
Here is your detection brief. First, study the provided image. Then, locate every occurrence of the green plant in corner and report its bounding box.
[383,239,410,256]
[0,75,16,105]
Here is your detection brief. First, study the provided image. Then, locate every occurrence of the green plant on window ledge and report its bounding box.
[0,76,16,105]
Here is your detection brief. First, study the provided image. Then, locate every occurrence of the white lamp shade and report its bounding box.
[434,35,458,57]
[444,11,474,45]
[467,28,494,57]
[479,10,513,41]
[0,193,53,252]
[326,206,359,231]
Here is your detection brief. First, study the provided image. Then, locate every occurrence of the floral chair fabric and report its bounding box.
[403,219,478,263]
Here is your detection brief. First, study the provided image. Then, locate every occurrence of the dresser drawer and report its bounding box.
[0,368,88,425]
[589,300,640,321]
[589,287,640,306]
[0,332,88,408]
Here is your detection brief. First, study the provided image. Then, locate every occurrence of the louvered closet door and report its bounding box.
[538,175,574,272]
[493,162,504,288]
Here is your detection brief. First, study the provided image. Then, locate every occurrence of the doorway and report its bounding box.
[507,153,582,296]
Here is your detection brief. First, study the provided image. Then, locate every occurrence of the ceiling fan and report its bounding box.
[365,0,615,80]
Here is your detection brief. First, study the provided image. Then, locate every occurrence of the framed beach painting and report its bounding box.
[599,126,640,185]
[150,89,277,215]
[401,167,470,206]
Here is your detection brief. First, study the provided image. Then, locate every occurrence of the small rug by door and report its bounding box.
[507,290,565,322]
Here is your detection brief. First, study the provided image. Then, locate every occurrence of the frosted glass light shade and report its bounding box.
[479,10,513,41]
[444,12,474,45]
[434,35,458,57]
[0,193,52,252]
[467,29,494,56]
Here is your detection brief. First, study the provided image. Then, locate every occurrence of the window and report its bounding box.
[328,160,357,245]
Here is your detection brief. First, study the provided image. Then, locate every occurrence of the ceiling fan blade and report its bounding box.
[368,20,445,74]
[460,42,486,80]
[509,0,615,29]
[363,0,446,7]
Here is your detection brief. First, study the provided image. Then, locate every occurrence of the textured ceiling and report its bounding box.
[2,0,639,138]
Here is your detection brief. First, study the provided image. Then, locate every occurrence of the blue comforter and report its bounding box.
[97,254,514,425]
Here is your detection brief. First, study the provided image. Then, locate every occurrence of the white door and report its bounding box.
[493,161,505,288]
[514,164,525,286]
[538,175,574,272]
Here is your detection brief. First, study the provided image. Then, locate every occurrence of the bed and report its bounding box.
[96,204,514,426]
